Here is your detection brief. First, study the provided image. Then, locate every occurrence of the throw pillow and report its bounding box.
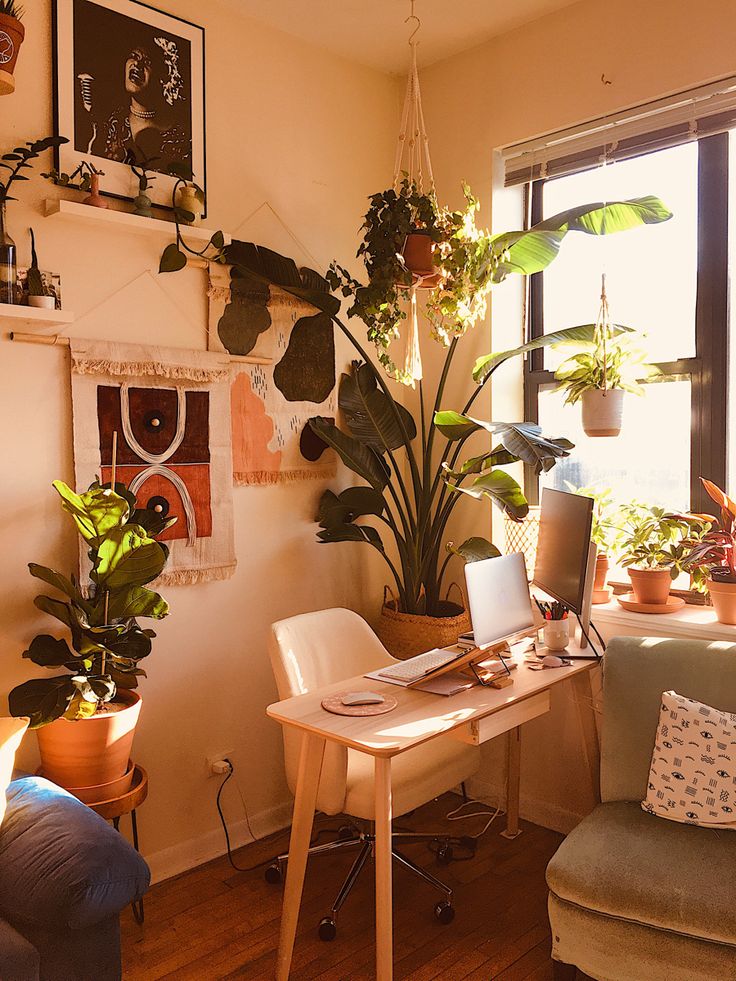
[0,717,29,826]
[642,690,736,828]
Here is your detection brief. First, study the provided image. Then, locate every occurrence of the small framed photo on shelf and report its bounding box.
[52,0,206,212]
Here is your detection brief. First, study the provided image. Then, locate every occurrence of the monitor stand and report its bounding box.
[567,541,600,660]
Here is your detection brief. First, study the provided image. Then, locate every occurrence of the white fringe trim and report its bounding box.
[72,358,230,382]
[234,467,336,485]
[157,564,237,586]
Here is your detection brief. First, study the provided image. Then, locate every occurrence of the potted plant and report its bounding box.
[43,160,107,208]
[158,163,223,273]
[682,478,736,623]
[618,503,711,606]
[0,0,25,96]
[568,485,623,602]
[127,149,159,218]
[25,228,55,309]
[553,326,659,436]
[0,135,68,304]
[8,479,173,802]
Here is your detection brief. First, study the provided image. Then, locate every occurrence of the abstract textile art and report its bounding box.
[208,259,337,485]
[70,339,236,585]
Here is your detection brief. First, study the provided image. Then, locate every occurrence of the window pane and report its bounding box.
[538,378,692,511]
[541,144,698,368]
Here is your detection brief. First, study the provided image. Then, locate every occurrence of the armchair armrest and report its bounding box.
[0,776,150,929]
[0,916,40,980]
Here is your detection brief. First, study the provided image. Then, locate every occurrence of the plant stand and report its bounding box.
[87,763,149,924]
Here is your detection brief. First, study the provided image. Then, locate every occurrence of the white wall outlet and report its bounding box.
[207,752,235,776]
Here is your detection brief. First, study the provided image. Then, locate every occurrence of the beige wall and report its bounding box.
[419,0,736,829]
[0,0,398,880]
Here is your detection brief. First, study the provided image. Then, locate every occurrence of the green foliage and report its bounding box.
[0,1,23,19]
[553,327,659,404]
[158,166,225,273]
[565,484,625,559]
[681,478,736,585]
[0,136,69,204]
[618,502,713,579]
[8,480,174,728]
[42,159,103,193]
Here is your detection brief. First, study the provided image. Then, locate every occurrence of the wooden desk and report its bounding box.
[267,645,599,981]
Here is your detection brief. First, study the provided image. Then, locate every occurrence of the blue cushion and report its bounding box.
[0,776,150,929]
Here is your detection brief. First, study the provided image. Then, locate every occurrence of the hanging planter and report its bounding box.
[0,2,25,96]
[582,388,624,436]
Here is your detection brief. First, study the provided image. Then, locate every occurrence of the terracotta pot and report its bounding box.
[628,567,672,605]
[592,552,613,604]
[581,388,624,437]
[0,14,25,96]
[65,760,135,805]
[400,232,442,289]
[36,690,141,791]
[707,577,736,625]
[83,173,108,209]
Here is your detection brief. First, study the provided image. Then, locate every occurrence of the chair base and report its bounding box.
[265,825,456,940]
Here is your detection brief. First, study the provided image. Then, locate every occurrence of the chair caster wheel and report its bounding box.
[434,900,455,925]
[264,863,283,884]
[318,916,337,941]
[436,843,454,865]
[338,825,354,840]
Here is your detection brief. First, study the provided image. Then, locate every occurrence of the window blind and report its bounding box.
[502,76,736,186]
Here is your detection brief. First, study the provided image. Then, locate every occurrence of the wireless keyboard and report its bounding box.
[378,647,464,683]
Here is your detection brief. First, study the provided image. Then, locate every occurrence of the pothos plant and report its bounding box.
[553,327,659,404]
[159,162,224,273]
[8,480,174,729]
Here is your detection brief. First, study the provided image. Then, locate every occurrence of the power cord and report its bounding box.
[575,613,604,659]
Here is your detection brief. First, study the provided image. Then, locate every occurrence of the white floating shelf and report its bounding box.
[0,303,75,331]
[44,199,230,247]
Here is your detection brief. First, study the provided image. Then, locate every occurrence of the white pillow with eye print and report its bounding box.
[642,690,736,829]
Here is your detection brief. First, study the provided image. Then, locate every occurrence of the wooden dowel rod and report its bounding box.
[8,331,273,365]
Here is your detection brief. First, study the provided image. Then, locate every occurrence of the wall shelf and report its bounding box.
[0,303,75,331]
[44,199,230,247]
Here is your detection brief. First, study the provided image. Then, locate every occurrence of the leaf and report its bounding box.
[225,240,340,317]
[496,425,573,475]
[23,635,77,668]
[130,507,177,538]
[447,537,502,563]
[536,196,673,236]
[93,525,167,589]
[701,478,736,520]
[472,323,634,384]
[317,524,368,544]
[434,410,481,440]
[210,230,225,250]
[52,480,129,546]
[34,595,74,628]
[450,470,529,521]
[308,417,389,490]
[28,563,88,609]
[9,676,77,729]
[339,486,385,517]
[339,361,416,451]
[159,243,188,273]
[489,228,567,281]
[105,585,169,620]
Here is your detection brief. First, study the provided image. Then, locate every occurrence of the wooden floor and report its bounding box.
[122,793,593,980]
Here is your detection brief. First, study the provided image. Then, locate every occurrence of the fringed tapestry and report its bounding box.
[69,339,236,586]
[208,259,336,485]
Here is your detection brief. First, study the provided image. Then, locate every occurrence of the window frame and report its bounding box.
[523,132,729,518]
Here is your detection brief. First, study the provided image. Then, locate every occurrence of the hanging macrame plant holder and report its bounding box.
[392,9,440,383]
[582,273,625,437]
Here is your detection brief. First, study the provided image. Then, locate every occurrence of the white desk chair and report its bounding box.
[267,607,480,941]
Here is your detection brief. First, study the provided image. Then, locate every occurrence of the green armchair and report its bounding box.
[546,636,736,981]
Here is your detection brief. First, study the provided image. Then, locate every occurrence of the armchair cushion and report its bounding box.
[546,800,736,946]
[0,776,150,930]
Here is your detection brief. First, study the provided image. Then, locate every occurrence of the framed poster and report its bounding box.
[53,0,206,211]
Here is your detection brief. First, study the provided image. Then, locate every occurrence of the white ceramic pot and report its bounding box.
[581,388,624,437]
[28,295,56,309]
[543,619,570,651]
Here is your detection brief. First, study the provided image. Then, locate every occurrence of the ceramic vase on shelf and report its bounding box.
[707,576,736,625]
[83,173,108,209]
[582,388,624,437]
[175,184,204,225]
[0,201,17,304]
[133,192,153,218]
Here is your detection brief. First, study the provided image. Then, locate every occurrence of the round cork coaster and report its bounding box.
[321,691,398,717]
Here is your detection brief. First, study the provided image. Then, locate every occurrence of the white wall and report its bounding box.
[0,0,398,880]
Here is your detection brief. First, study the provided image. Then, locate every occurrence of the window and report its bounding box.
[523,134,729,516]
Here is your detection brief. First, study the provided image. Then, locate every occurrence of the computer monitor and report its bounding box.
[464,552,536,648]
[533,487,594,616]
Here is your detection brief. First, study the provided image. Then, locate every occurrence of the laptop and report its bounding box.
[464,552,536,648]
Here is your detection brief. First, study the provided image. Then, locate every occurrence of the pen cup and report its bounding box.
[543,618,569,651]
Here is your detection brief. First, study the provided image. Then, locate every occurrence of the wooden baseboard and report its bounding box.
[466,775,588,835]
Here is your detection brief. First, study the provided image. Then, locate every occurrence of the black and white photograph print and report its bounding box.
[54,0,205,210]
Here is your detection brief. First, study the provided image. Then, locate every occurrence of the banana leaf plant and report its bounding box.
[9,480,173,728]
[208,196,671,617]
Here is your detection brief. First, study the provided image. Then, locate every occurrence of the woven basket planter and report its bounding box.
[375,584,471,660]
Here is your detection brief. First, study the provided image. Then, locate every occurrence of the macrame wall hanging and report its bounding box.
[393,0,436,384]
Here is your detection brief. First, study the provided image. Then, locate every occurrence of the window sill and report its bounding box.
[591,599,736,642]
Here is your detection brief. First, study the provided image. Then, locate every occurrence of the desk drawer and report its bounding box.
[451,691,551,745]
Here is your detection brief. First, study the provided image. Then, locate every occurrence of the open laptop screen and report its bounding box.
[464,553,535,648]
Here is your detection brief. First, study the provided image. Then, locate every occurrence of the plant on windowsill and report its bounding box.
[567,485,625,603]
[682,478,736,624]
[8,479,174,802]
[0,0,26,95]
[617,502,713,608]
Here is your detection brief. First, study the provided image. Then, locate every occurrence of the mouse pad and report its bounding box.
[321,691,398,716]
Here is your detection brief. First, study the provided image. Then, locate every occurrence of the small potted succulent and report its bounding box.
[618,503,712,606]
[26,228,55,309]
[43,160,107,208]
[9,479,173,802]
[0,0,25,96]
[682,478,736,624]
[554,328,659,437]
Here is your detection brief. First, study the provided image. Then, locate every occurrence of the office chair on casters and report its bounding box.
[267,608,480,941]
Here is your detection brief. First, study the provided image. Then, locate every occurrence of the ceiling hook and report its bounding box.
[405,2,421,45]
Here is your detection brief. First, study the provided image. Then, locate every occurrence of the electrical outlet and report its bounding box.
[207,751,234,777]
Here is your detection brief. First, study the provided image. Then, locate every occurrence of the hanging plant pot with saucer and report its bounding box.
[0,1,25,96]
[8,472,174,803]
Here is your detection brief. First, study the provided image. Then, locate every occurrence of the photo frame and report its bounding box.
[53,0,206,211]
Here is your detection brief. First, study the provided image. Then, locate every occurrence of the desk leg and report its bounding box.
[501,726,522,840]
[374,755,393,981]
[275,733,325,981]
[571,670,601,806]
